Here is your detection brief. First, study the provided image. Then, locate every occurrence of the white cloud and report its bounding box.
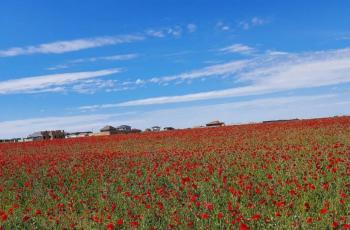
[148,60,248,84]
[1,93,348,139]
[47,54,138,71]
[135,79,145,85]
[216,21,230,31]
[337,35,350,41]
[265,50,289,56]
[238,17,269,30]
[0,24,196,58]
[71,78,136,94]
[0,35,144,57]
[220,44,255,55]
[167,26,182,37]
[187,24,197,33]
[145,26,183,38]
[71,53,139,63]
[222,26,230,31]
[251,17,267,26]
[0,68,121,94]
[109,47,350,106]
[46,64,70,71]
[71,79,117,94]
[146,29,166,38]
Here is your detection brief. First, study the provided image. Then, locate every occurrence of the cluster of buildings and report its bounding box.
[0,130,67,143]
[0,120,227,143]
[97,125,141,136]
[144,126,174,132]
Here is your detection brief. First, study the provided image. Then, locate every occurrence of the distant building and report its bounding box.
[100,125,117,135]
[262,119,299,124]
[151,126,161,132]
[65,131,92,138]
[130,128,142,133]
[27,132,44,141]
[27,130,65,141]
[164,127,175,131]
[206,120,225,127]
[116,125,132,133]
[144,128,152,132]
[23,138,33,142]
[0,138,21,143]
[46,130,65,139]
[91,132,110,137]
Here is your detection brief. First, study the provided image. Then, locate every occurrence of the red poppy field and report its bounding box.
[1,117,350,229]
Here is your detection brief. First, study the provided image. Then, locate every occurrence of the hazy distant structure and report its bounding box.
[100,125,118,135]
[0,138,21,143]
[262,119,299,123]
[116,125,132,132]
[130,128,142,133]
[27,130,65,141]
[98,125,137,135]
[65,131,92,138]
[206,120,225,127]
[151,126,161,132]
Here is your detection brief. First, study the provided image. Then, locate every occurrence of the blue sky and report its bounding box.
[1,0,350,138]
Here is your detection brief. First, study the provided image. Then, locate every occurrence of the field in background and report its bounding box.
[0,117,350,229]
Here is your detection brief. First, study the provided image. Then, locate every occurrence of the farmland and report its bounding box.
[0,117,350,229]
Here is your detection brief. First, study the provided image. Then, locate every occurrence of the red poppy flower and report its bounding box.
[0,213,7,222]
[22,215,30,222]
[130,221,139,228]
[251,213,261,221]
[217,212,224,219]
[239,222,249,230]
[320,208,328,214]
[106,222,114,230]
[116,219,124,225]
[201,213,209,219]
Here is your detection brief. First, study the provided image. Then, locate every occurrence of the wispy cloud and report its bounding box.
[46,64,70,71]
[149,60,249,84]
[238,17,269,30]
[167,26,182,37]
[163,50,194,57]
[265,50,289,56]
[146,25,183,38]
[47,53,139,71]
[95,59,248,90]
[146,29,166,38]
[0,69,121,94]
[1,24,194,58]
[337,35,350,41]
[220,44,255,55]
[187,24,197,33]
[0,35,144,57]
[72,53,139,63]
[216,21,230,31]
[92,47,350,106]
[71,78,137,94]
